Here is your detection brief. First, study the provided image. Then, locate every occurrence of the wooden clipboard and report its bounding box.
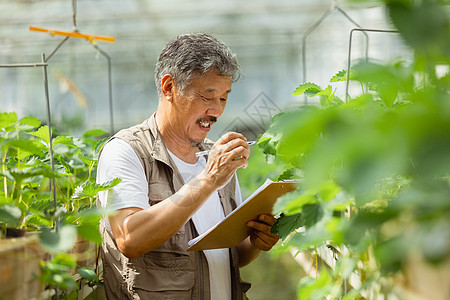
[187,180,297,251]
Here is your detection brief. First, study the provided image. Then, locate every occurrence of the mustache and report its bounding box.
[196,117,217,124]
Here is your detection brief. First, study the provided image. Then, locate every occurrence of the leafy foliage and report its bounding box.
[0,112,118,297]
[254,0,450,298]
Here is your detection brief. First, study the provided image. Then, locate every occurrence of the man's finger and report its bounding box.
[257,214,277,226]
[216,132,247,145]
[247,220,276,235]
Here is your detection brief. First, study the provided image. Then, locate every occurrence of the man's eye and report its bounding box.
[220,98,227,102]
[198,94,212,101]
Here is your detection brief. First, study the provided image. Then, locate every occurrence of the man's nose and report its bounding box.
[206,98,224,117]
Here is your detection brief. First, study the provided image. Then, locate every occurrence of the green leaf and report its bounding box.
[330,70,347,82]
[78,153,94,166]
[38,253,77,290]
[5,139,45,156]
[52,253,76,268]
[83,129,108,138]
[77,222,102,244]
[28,126,51,145]
[0,112,17,129]
[18,116,41,129]
[276,168,302,181]
[298,269,332,300]
[0,204,22,224]
[39,225,77,253]
[26,214,52,228]
[273,188,317,215]
[1,166,58,183]
[258,131,281,155]
[351,62,399,108]
[53,135,75,147]
[317,85,332,97]
[302,203,324,228]
[57,156,74,175]
[74,206,115,219]
[318,182,340,202]
[77,267,97,282]
[317,85,333,106]
[292,82,322,96]
[272,213,303,240]
[374,235,406,274]
[72,178,122,200]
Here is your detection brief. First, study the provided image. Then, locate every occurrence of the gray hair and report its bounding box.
[155,33,240,99]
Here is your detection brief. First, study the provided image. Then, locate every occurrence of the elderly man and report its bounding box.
[97,33,279,299]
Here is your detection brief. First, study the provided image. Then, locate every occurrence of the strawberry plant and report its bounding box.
[0,112,120,298]
[254,0,449,298]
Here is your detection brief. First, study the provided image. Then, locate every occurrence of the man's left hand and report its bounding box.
[246,214,279,251]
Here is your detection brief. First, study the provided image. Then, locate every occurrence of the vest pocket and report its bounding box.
[148,182,174,205]
[132,252,195,295]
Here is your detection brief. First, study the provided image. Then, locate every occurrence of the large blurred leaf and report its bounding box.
[352,62,401,108]
[298,268,333,300]
[77,221,102,244]
[275,189,317,215]
[39,225,77,253]
[38,253,77,290]
[387,1,450,61]
[0,204,22,224]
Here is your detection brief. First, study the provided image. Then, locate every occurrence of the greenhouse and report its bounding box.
[0,0,449,299]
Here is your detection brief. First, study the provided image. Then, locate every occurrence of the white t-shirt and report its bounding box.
[97,138,242,300]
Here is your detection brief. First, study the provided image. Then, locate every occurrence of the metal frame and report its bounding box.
[0,0,115,230]
[0,2,115,297]
[301,0,368,104]
[345,28,399,102]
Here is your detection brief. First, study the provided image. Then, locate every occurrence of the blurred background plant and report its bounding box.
[244,0,449,298]
[0,112,119,298]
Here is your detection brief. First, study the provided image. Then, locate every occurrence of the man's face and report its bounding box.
[171,70,232,146]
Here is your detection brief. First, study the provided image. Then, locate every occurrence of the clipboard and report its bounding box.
[187,179,297,251]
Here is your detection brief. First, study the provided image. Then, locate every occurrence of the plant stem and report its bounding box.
[315,249,318,277]
[19,212,26,229]
[10,181,16,203]
[87,161,94,182]
[2,151,8,199]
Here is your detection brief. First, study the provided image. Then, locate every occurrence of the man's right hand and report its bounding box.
[200,132,250,190]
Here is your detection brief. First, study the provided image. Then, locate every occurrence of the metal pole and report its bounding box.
[302,7,333,105]
[91,42,115,134]
[0,63,48,68]
[41,53,58,216]
[301,3,368,105]
[72,0,78,31]
[45,36,70,63]
[345,28,399,102]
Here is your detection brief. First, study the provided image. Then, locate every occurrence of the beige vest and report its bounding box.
[100,114,250,299]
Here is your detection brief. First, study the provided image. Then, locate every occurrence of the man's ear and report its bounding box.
[161,74,174,101]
